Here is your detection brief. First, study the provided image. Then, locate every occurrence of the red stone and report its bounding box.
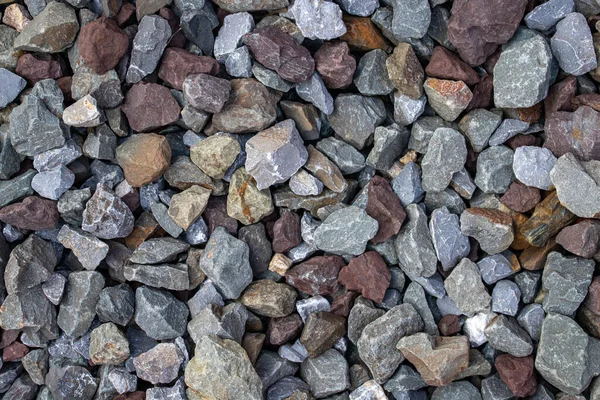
[425,47,479,86]
[571,93,600,112]
[495,354,537,397]
[0,330,20,349]
[544,106,600,161]
[500,181,541,213]
[314,40,356,89]
[158,48,220,90]
[243,26,315,83]
[266,313,303,346]
[585,277,600,316]
[330,291,358,317]
[78,17,129,75]
[15,54,63,85]
[465,74,493,112]
[545,76,576,116]
[0,196,59,231]
[2,341,28,361]
[115,2,136,27]
[159,8,186,48]
[438,315,461,336]
[555,220,600,258]
[272,211,302,253]
[285,255,345,296]
[366,175,406,244]
[338,251,390,303]
[121,82,181,132]
[204,196,238,236]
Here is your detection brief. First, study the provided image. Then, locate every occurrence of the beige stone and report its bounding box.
[168,185,212,230]
[227,167,274,225]
[268,253,293,276]
[190,135,241,179]
[116,133,172,187]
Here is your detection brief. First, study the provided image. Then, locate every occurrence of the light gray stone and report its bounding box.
[477,253,519,285]
[395,203,437,277]
[475,146,514,194]
[445,258,491,315]
[300,349,350,398]
[329,94,386,149]
[226,46,253,78]
[458,109,502,152]
[0,68,26,109]
[58,224,109,271]
[513,146,557,190]
[550,153,600,218]
[491,280,521,316]
[316,137,366,175]
[32,166,75,200]
[214,12,255,62]
[296,72,334,114]
[551,12,597,76]
[126,15,171,84]
[392,0,431,41]
[484,314,534,357]
[288,0,346,40]
[314,205,378,256]
[82,184,135,239]
[429,207,470,271]
[393,92,426,126]
[391,162,424,207]
[421,128,467,193]
[488,118,530,146]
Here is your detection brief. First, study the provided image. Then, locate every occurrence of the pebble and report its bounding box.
[525,0,575,31]
[423,78,473,122]
[126,15,171,83]
[551,13,597,76]
[134,286,188,340]
[485,314,534,357]
[395,203,437,278]
[429,207,470,271]
[421,128,467,192]
[314,40,356,89]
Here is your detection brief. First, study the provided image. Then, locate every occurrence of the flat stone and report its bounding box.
[551,12,597,76]
[158,48,219,91]
[300,349,349,398]
[525,0,575,31]
[421,128,467,192]
[366,175,406,243]
[354,49,394,96]
[367,124,409,172]
[31,166,74,200]
[430,206,470,271]
[124,263,189,291]
[126,15,171,83]
[314,40,356,89]
[0,195,59,231]
[79,17,129,75]
[391,0,431,41]
[316,137,365,175]
[423,79,473,122]
[134,286,188,340]
[120,82,180,132]
[485,314,534,357]
[314,206,378,256]
[288,0,346,40]
[328,94,386,150]
[285,255,344,296]
[57,271,105,338]
[167,185,211,230]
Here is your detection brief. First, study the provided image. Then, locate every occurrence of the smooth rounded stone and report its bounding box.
[423,79,473,122]
[134,286,188,340]
[0,68,26,109]
[494,354,537,398]
[429,207,470,271]
[31,166,74,201]
[386,43,424,99]
[82,184,134,239]
[158,48,219,90]
[500,181,541,213]
[536,313,600,395]
[96,284,135,326]
[421,128,467,192]
[89,323,130,365]
[213,12,254,62]
[485,314,534,357]
[290,170,324,196]
[557,220,600,258]
[121,82,181,132]
[493,29,553,108]
[517,303,544,342]
[460,208,514,254]
[316,137,366,175]
[391,0,431,41]
[393,92,427,126]
[358,304,424,383]
[475,146,515,194]
[354,49,394,96]
[183,73,231,114]
[239,279,296,318]
[526,0,575,30]
[431,381,482,400]
[57,271,104,338]
[226,46,253,78]
[133,343,183,385]
[444,258,491,315]
[46,365,98,400]
[391,162,424,207]
[458,109,502,152]
[126,15,171,83]
[57,224,109,271]
[512,146,557,190]
[191,135,240,180]
[491,280,521,316]
[314,40,356,89]
[551,13,597,76]
[78,17,129,75]
[550,153,600,218]
[328,94,386,150]
[314,206,378,256]
[288,0,346,40]
[227,167,274,226]
[299,311,346,358]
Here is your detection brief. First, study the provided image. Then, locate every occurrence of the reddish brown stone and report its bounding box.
[585,277,600,315]
[78,17,129,75]
[519,237,558,271]
[121,82,181,132]
[0,330,20,349]
[314,40,356,89]
[272,212,302,253]
[340,16,390,52]
[509,102,543,124]
[448,0,528,66]
[572,93,600,112]
[116,133,172,187]
[159,8,186,48]
[465,74,493,112]
[482,48,501,74]
[204,196,238,236]
[113,392,145,400]
[520,191,576,247]
[438,315,461,336]
[544,106,600,161]
[500,181,541,213]
[0,196,59,231]
[495,354,537,397]
[2,341,28,361]
[115,2,136,27]
[505,134,541,150]
[545,76,576,116]
[300,311,346,358]
[56,76,73,102]
[242,332,265,364]
[243,26,315,83]
[330,291,358,317]
[555,220,600,258]
[338,251,390,303]
[425,47,479,86]
[578,305,600,339]
[125,211,163,250]
[366,175,406,244]
[158,48,220,90]
[285,255,345,296]
[15,53,63,85]
[267,313,303,346]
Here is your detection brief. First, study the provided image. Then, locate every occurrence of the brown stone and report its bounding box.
[267,314,303,346]
[556,220,600,258]
[544,76,576,117]
[242,333,265,365]
[505,134,540,151]
[386,43,425,99]
[465,74,493,112]
[116,133,171,187]
[159,8,186,48]
[272,212,302,253]
[78,17,129,75]
[204,196,238,236]
[2,341,28,361]
[519,237,557,271]
[285,255,345,296]
[125,211,163,249]
[397,333,470,386]
[330,291,358,318]
[585,277,600,315]
[520,191,577,247]
[15,53,63,85]
[0,196,59,231]
[300,311,346,358]
[500,181,541,213]
[571,93,600,112]
[577,305,600,339]
[121,82,181,132]
[280,101,321,141]
[438,315,461,336]
[508,103,543,124]
[425,46,479,86]
[304,145,347,193]
[268,253,293,276]
[544,106,600,161]
[2,4,31,32]
[314,40,356,89]
[56,76,73,102]
[447,0,528,66]
[240,279,297,318]
[495,354,537,397]
[115,2,136,27]
[243,26,315,83]
[340,16,390,52]
[158,48,220,90]
[366,175,406,244]
[338,251,390,303]
[113,392,145,400]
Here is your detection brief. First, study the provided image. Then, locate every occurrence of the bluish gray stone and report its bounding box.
[421,128,467,193]
[256,351,299,390]
[314,205,378,256]
[488,118,530,146]
[31,166,75,200]
[347,296,385,344]
[458,109,502,152]
[57,224,109,271]
[376,288,402,310]
[491,280,521,316]
[481,374,515,400]
[225,46,253,78]
[517,303,544,341]
[134,286,189,340]
[393,92,426,126]
[96,284,135,326]
[354,50,394,96]
[126,15,171,84]
[477,253,519,285]
[431,381,482,400]
[395,204,437,277]
[366,124,409,171]
[279,340,309,363]
[391,162,424,207]
[214,12,254,62]
[450,168,476,200]
[429,207,470,271]
[252,62,295,92]
[57,271,105,338]
[46,365,98,400]
[296,72,334,114]
[288,0,346,40]
[82,184,135,239]
[316,137,365,175]
[406,270,446,299]
[427,5,454,50]
[187,303,247,344]
[0,68,26,109]
[186,216,209,245]
[300,349,350,398]
[515,271,541,304]
[424,188,466,215]
[337,0,379,16]
[392,0,431,41]
[525,0,575,31]
[551,12,597,76]
[187,280,224,318]
[383,365,427,397]
[42,272,66,305]
[475,145,514,194]
[267,376,311,400]
[513,146,557,190]
[180,2,218,55]
[124,263,189,291]
[403,282,439,335]
[484,314,534,357]
[445,258,491,315]
[31,78,65,118]
[550,153,600,218]
[151,202,184,238]
[408,116,451,154]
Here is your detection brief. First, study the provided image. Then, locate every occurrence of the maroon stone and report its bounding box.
[285,255,345,296]
[314,40,356,89]
[482,48,501,75]
[465,74,493,112]
[113,392,146,400]
[243,26,315,83]
[571,93,600,112]
[79,17,129,75]
[266,313,303,346]
[300,311,346,358]
[159,7,186,48]
[115,2,136,27]
[0,196,59,231]
[15,54,63,85]
[0,330,19,349]
[555,220,600,258]
[495,354,537,397]
[545,76,576,117]
[544,106,600,161]
[438,315,461,336]
[330,291,358,317]
[500,181,541,213]
[56,76,73,102]
[366,175,406,244]
[585,277,600,316]
[158,48,220,90]
[425,47,479,86]
[2,341,28,362]
[338,251,390,303]
[242,332,265,365]
[272,211,302,253]
[204,196,238,236]
[121,82,181,132]
[505,134,541,150]
[448,0,528,66]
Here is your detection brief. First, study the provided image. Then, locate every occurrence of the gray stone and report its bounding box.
[314,205,378,256]
[494,28,554,108]
[525,0,575,30]
[187,303,247,344]
[82,184,135,239]
[328,94,386,150]
[481,374,515,400]
[135,286,188,340]
[57,271,105,338]
[542,251,594,317]
[31,78,65,117]
[391,0,431,41]
[391,162,424,207]
[383,365,427,397]
[431,381,482,400]
[214,12,255,62]
[450,168,476,200]
[96,284,135,326]
[485,314,534,357]
[551,12,597,76]
[267,376,310,400]
[296,72,334,114]
[394,203,437,278]
[513,146,556,190]
[427,5,454,50]
[180,2,219,55]
[403,282,439,335]
[187,280,224,318]
[301,349,349,397]
[347,296,385,344]
[4,234,56,295]
[460,208,514,254]
[62,95,104,127]
[46,365,98,400]
[226,46,253,78]
[464,311,497,346]
[88,159,124,190]
[279,340,309,363]
[0,68,26,109]
[421,128,467,193]
[183,73,231,113]
[288,0,346,40]
[31,166,75,200]
[454,349,492,380]
[316,137,366,175]
[393,92,426,126]
[408,116,450,154]
[238,223,271,278]
[42,272,66,305]
[429,207,470,271]
[515,271,541,304]
[531,385,555,400]
[290,170,324,196]
[488,118,530,146]
[424,188,466,215]
[151,202,184,238]
[129,237,189,264]
[377,288,402,310]
[124,263,189,291]
[354,50,394,96]
[338,0,378,16]
[475,146,514,194]
[186,217,209,246]
[0,125,20,181]
[407,270,446,299]
[22,349,49,385]
[550,153,600,218]
[445,258,491,315]
[366,124,409,171]
[491,280,521,316]
[424,79,472,122]
[57,224,109,271]
[458,109,502,152]
[297,295,331,322]
[517,303,544,342]
[126,15,171,84]
[83,124,117,161]
[477,253,519,285]
[147,378,186,399]
[33,138,82,172]
[252,62,295,92]
[255,350,299,390]
[108,367,137,394]
[349,380,386,400]
[58,188,91,226]
[0,26,19,70]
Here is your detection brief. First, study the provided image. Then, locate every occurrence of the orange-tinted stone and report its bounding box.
[340,16,390,52]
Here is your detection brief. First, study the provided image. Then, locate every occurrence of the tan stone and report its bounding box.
[116,133,172,187]
[386,43,424,99]
[227,167,274,225]
[168,185,212,230]
[190,135,241,179]
[2,4,31,32]
[268,253,293,276]
[304,145,347,193]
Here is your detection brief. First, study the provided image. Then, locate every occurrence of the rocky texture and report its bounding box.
[120,82,180,132]
[460,208,514,255]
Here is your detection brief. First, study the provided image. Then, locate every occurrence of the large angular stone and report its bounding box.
[525,0,575,31]
[57,271,105,338]
[394,203,437,278]
[485,314,534,357]
[445,258,491,315]
[214,12,254,62]
[0,195,59,231]
[391,0,431,41]
[544,106,600,161]
[57,224,109,271]
[314,206,378,256]
[386,43,424,99]
[550,153,600,218]
[46,366,98,400]
[285,255,345,296]
[300,349,349,398]
[227,167,273,226]
[158,48,219,90]
[126,15,171,83]
[135,286,188,340]
[551,12,597,76]
[4,235,56,295]
[458,109,502,152]
[460,208,514,254]
[288,0,346,41]
[116,133,171,187]
[82,185,135,239]
[79,17,129,75]
[339,251,390,303]
[183,73,231,114]
[328,94,386,150]
[475,146,515,194]
[513,146,556,190]
[120,82,180,132]
[421,128,467,192]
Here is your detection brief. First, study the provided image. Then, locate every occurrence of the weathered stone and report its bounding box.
[46,365,98,400]
[341,15,390,51]
[79,17,129,75]
[423,78,472,122]
[89,323,130,365]
[288,0,346,40]
[521,191,576,247]
[227,167,273,226]
[544,106,600,161]
[4,235,55,296]
[134,343,183,384]
[62,94,104,128]
[517,303,544,341]
[494,354,537,397]
[300,311,346,358]
[57,271,104,338]
[314,206,378,256]
[183,73,231,114]
[485,314,534,357]
[460,208,514,254]
[0,195,59,231]
[124,263,189,291]
[166,185,211,230]
[314,40,356,89]
[458,109,501,152]
[190,135,240,180]
[445,258,491,315]
[285,255,344,296]
[430,207,470,271]
[126,15,171,83]
[82,185,134,239]
[431,381,482,400]
[421,128,467,192]
[328,94,386,150]
[386,43,424,99]
[551,13,597,76]
[239,279,296,318]
[364,175,405,244]
[120,82,180,132]
[134,286,188,340]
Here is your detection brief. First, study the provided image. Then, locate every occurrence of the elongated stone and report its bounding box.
[126,15,171,83]
[395,203,437,278]
[57,271,105,338]
[421,128,467,193]
[430,207,470,271]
